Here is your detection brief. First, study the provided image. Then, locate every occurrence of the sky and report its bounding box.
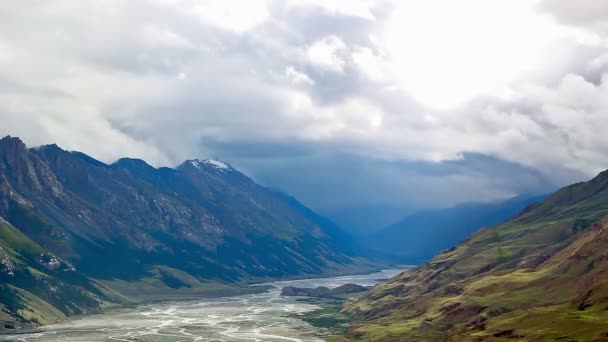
[1,0,608,230]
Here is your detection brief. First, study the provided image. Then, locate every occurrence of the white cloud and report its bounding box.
[352,46,385,80]
[306,35,348,72]
[382,0,582,109]
[0,0,607,210]
[285,66,314,86]
[286,0,377,20]
[541,0,608,35]
[192,0,270,33]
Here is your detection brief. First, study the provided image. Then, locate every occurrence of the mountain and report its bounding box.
[0,217,105,326]
[365,195,547,262]
[339,170,608,341]
[0,136,364,325]
[323,204,410,235]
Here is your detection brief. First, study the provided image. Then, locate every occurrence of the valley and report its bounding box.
[0,136,376,329]
[2,1,607,340]
[4,135,608,341]
[0,269,402,341]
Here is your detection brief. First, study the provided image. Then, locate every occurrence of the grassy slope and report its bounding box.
[101,258,383,301]
[0,215,382,327]
[97,266,273,303]
[289,291,372,338]
[290,298,354,335]
[0,221,104,325]
[0,219,45,258]
[339,171,608,341]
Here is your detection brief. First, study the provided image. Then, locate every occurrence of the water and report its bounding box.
[1,269,404,342]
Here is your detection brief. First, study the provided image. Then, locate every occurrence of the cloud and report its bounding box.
[469,72,608,175]
[209,139,561,229]
[306,35,348,72]
[192,0,270,33]
[286,0,379,20]
[285,66,314,86]
[541,0,608,34]
[0,0,606,223]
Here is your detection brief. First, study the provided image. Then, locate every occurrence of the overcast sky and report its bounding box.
[1,1,607,229]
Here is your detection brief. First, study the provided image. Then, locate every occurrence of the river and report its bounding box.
[0,269,404,342]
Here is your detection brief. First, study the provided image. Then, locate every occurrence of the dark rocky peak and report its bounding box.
[0,135,25,145]
[31,143,68,161]
[111,158,159,181]
[32,144,97,170]
[0,136,34,170]
[33,143,64,153]
[70,151,108,167]
[0,136,28,155]
[34,144,109,169]
[113,158,155,171]
[0,137,64,195]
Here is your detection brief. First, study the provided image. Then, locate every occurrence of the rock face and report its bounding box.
[329,283,368,295]
[281,283,369,298]
[281,286,315,297]
[0,136,361,324]
[343,170,608,341]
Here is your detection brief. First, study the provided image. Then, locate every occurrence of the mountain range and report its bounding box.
[7,133,606,340]
[0,136,366,325]
[364,195,547,263]
[338,169,608,341]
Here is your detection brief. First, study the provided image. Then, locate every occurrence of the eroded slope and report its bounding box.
[341,170,608,341]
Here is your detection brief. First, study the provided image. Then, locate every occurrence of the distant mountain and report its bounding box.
[364,195,547,262]
[342,170,608,341]
[0,136,364,325]
[323,204,410,235]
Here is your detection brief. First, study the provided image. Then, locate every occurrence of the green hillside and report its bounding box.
[0,136,368,326]
[0,219,104,325]
[339,170,608,341]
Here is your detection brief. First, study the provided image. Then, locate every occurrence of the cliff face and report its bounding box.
[342,170,608,341]
[0,136,360,324]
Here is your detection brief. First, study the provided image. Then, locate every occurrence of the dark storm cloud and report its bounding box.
[199,139,563,221]
[0,0,607,230]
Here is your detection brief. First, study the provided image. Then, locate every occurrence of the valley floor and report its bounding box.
[0,269,402,341]
[1,260,390,333]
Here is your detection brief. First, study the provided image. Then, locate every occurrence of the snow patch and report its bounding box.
[203,159,230,170]
[190,160,202,169]
[189,159,232,172]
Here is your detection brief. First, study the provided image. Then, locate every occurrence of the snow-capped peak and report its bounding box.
[203,159,229,170]
[189,159,232,172]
